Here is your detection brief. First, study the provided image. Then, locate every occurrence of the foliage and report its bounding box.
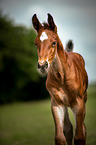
[0,13,48,104]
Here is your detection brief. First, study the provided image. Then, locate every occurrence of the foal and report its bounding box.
[32,14,88,145]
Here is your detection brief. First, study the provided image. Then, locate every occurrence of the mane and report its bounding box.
[42,22,51,30]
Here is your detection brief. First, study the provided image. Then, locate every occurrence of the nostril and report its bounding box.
[37,62,41,69]
[37,61,48,70]
[45,61,48,68]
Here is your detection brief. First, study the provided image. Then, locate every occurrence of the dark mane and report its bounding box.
[42,22,51,30]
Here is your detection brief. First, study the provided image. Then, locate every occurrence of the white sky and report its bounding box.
[0,0,96,84]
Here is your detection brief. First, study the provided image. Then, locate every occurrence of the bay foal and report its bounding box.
[32,14,88,145]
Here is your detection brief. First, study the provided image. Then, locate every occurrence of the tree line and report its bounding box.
[0,13,49,104]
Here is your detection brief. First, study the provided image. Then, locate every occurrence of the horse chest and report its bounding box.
[56,88,70,106]
[46,79,70,106]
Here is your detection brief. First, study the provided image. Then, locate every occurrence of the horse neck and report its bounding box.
[51,35,69,83]
[57,36,68,62]
[56,36,69,70]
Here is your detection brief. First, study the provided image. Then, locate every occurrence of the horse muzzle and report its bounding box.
[37,61,49,76]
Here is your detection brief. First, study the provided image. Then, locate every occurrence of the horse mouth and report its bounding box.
[38,67,49,77]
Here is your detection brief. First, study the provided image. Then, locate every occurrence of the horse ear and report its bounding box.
[47,13,57,33]
[32,14,42,32]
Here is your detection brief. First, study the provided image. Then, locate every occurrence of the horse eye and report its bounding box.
[52,41,56,47]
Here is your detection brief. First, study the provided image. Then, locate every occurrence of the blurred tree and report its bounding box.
[0,13,48,104]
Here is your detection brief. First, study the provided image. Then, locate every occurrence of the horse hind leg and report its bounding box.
[63,107,73,145]
[72,97,86,145]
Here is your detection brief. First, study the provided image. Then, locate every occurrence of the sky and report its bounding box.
[0,0,96,84]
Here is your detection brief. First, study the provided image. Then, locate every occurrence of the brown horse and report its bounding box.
[32,13,88,145]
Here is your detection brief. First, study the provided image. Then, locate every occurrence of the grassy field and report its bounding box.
[0,84,96,145]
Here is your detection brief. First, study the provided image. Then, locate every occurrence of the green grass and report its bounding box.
[0,100,54,145]
[0,84,96,145]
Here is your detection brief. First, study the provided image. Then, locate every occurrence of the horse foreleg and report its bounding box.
[51,98,66,145]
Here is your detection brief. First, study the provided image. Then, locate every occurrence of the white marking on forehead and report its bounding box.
[40,32,48,42]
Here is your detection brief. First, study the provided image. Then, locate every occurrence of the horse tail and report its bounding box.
[65,40,74,52]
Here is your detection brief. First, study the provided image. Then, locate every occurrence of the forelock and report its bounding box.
[42,22,51,30]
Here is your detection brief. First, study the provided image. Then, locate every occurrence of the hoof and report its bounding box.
[55,136,66,145]
[74,138,86,145]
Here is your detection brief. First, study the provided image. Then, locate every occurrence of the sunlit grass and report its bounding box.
[0,84,96,145]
